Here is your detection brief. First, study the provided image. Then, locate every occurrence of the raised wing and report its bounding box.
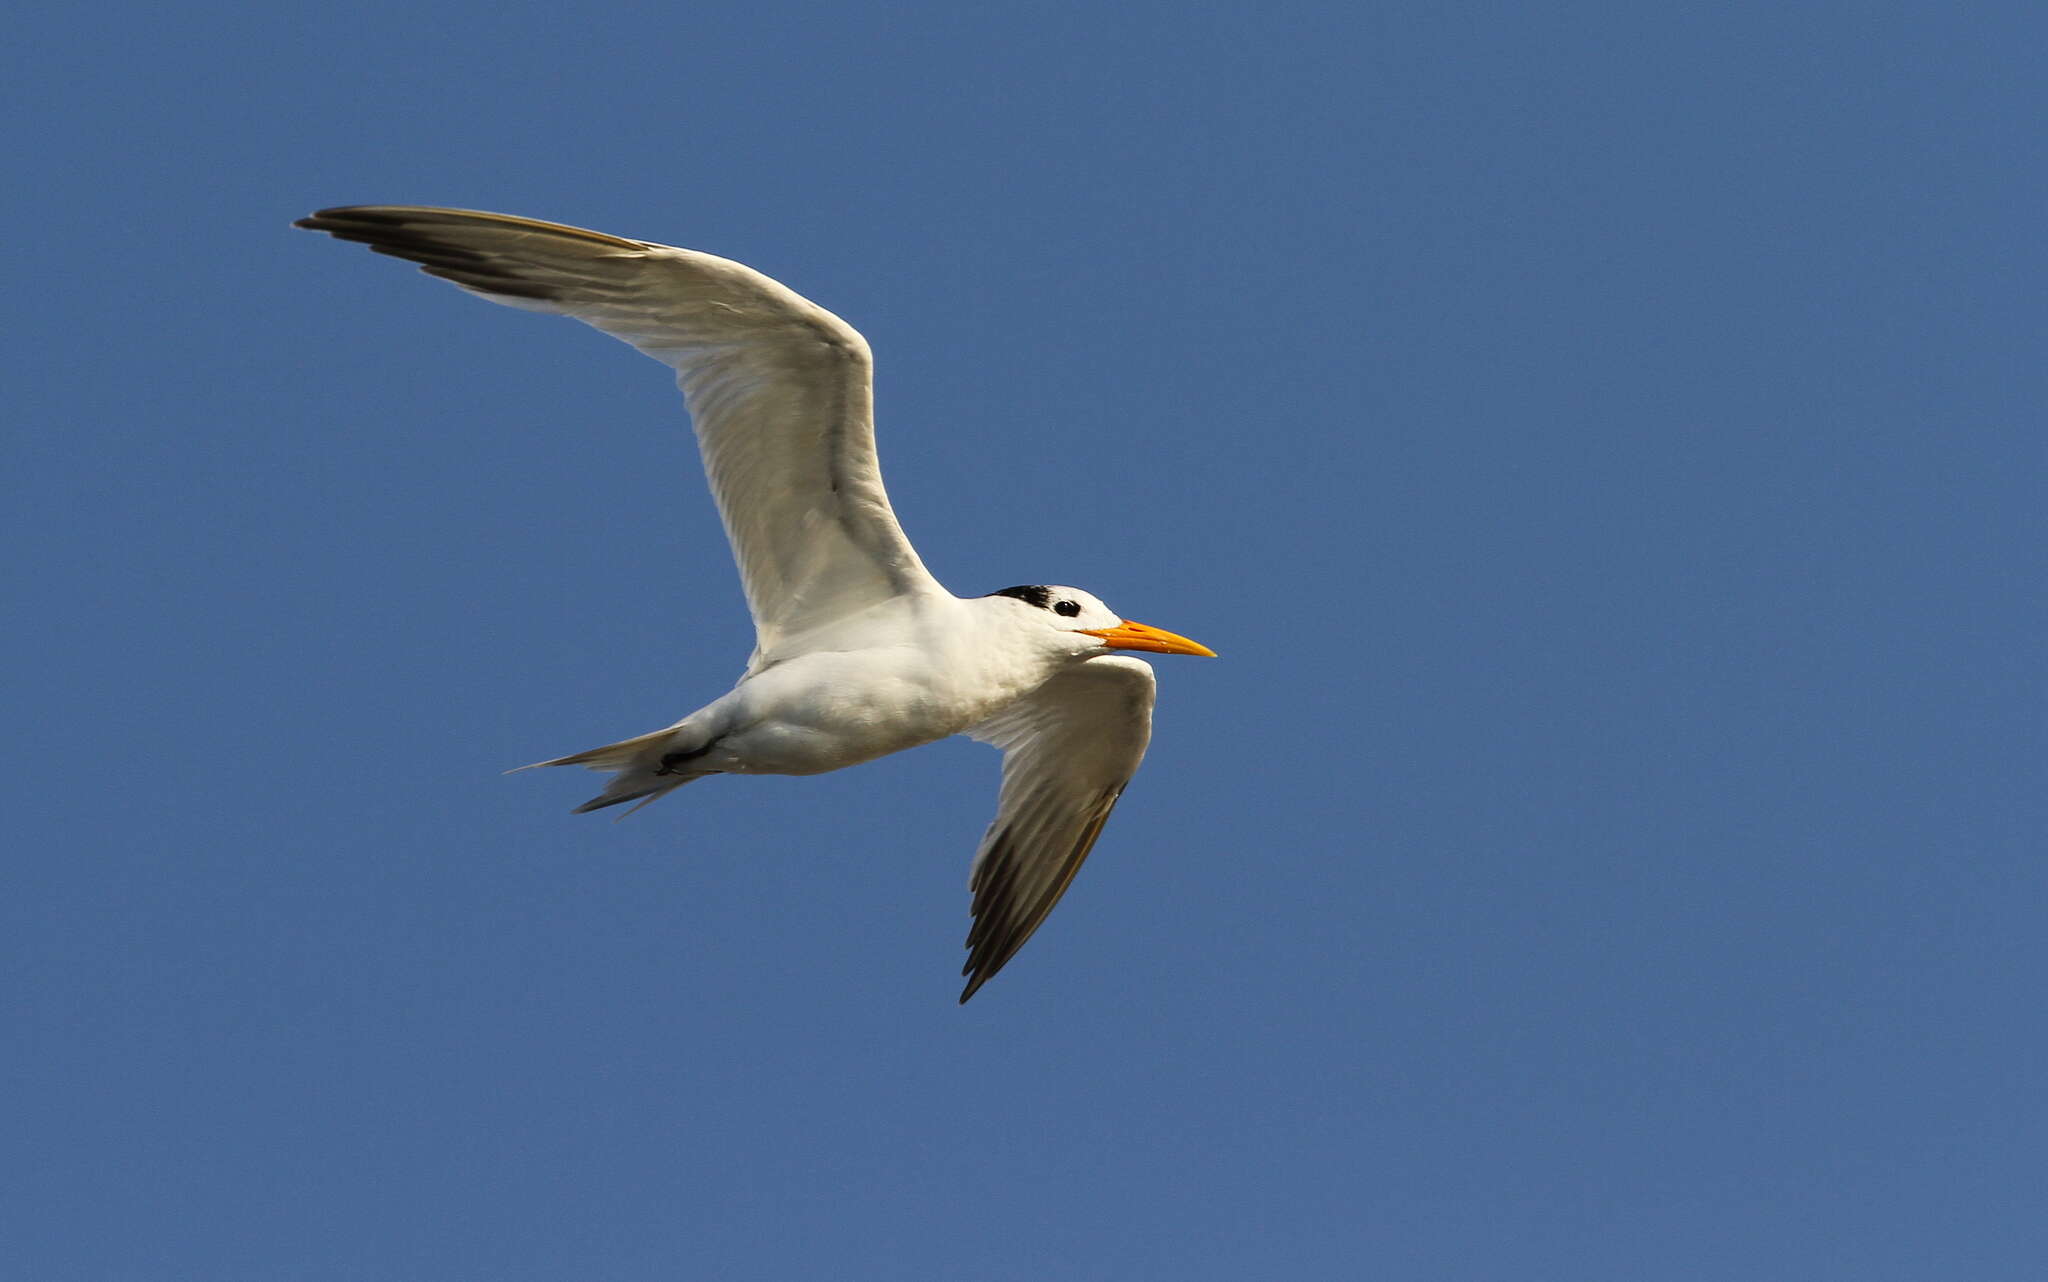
[959,657,1158,1003]
[294,206,946,656]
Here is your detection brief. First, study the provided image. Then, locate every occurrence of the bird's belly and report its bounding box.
[712,653,1025,776]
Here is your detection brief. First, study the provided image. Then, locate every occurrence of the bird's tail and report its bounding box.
[510,726,708,818]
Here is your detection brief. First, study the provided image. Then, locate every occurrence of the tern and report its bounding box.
[294,206,1215,1002]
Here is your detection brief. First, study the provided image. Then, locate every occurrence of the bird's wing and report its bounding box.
[294,206,946,655]
[958,656,1158,1002]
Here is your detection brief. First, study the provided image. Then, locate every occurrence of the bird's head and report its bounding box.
[984,585,1216,660]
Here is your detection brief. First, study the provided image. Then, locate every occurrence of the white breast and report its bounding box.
[707,598,1062,775]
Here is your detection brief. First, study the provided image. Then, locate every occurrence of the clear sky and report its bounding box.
[7,2,2045,1278]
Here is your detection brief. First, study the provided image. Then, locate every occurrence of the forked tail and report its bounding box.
[512,727,708,817]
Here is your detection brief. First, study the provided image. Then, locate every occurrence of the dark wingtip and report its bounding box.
[300,205,414,225]
[293,207,567,302]
[294,207,390,231]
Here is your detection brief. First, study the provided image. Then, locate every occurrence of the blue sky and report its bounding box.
[7,2,2045,1278]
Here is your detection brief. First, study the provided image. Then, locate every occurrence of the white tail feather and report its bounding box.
[508,726,706,816]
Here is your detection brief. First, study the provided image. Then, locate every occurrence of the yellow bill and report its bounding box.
[1079,620,1217,657]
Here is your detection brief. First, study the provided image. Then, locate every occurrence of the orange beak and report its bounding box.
[1078,619,1217,657]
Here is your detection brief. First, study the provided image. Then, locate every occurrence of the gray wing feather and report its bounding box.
[295,206,943,655]
[958,657,1157,1002]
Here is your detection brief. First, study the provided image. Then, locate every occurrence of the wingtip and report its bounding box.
[293,207,382,231]
[957,964,995,1004]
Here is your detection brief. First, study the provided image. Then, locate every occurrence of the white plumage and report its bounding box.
[296,206,1214,1002]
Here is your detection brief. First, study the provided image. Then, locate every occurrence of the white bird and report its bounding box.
[295,206,1215,1002]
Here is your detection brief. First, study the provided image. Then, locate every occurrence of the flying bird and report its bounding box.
[294,206,1215,1002]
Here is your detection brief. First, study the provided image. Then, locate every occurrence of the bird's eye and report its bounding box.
[1054,600,1080,617]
